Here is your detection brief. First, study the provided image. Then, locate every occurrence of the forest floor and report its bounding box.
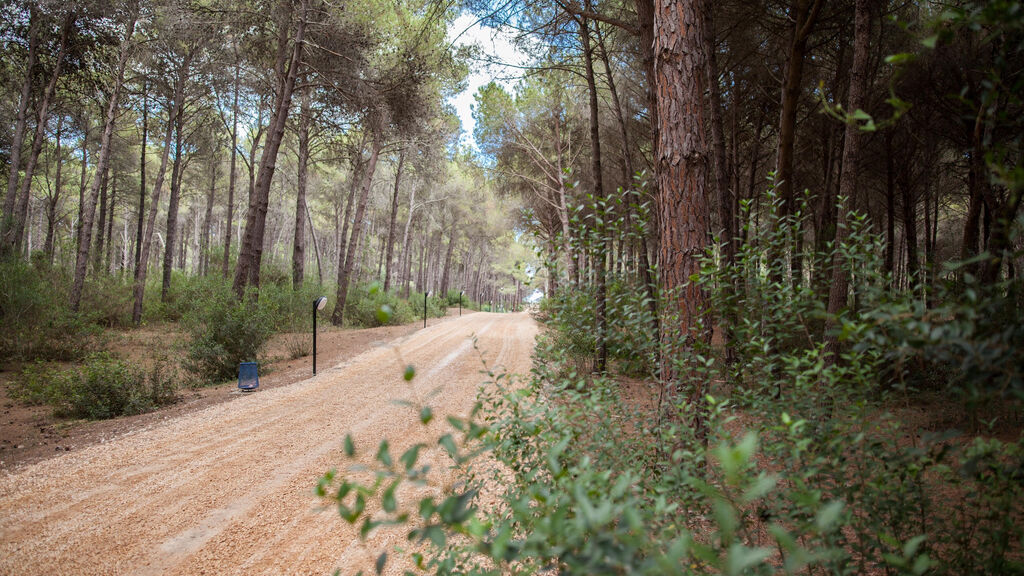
[0,310,537,575]
[0,308,470,471]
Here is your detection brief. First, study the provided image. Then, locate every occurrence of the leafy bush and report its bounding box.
[259,280,327,331]
[10,353,178,419]
[317,342,1022,576]
[182,286,276,382]
[313,198,1023,575]
[79,271,135,328]
[344,283,417,327]
[536,277,658,377]
[853,271,1024,423]
[0,259,102,361]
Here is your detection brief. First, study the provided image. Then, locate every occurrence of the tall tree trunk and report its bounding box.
[162,76,188,302]
[304,201,322,284]
[77,115,89,243]
[596,21,659,336]
[923,178,935,305]
[131,94,182,323]
[775,0,824,285]
[824,0,870,362]
[702,0,736,362]
[292,88,311,289]
[135,80,148,272]
[636,0,658,193]
[552,108,579,285]
[440,220,457,296]
[332,145,364,319]
[654,0,711,440]
[200,160,216,276]
[332,129,382,325]
[400,190,417,299]
[105,174,117,272]
[45,114,64,265]
[383,148,405,293]
[884,132,896,282]
[579,7,609,373]
[233,0,308,299]
[223,59,240,277]
[70,10,137,312]
[4,11,75,257]
[95,158,109,270]
[900,177,919,288]
[2,6,39,225]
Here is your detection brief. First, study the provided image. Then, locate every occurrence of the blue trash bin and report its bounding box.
[238,362,259,391]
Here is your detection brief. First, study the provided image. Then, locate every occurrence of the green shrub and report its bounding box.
[344,283,417,327]
[10,353,178,420]
[313,194,1023,575]
[260,279,328,331]
[80,272,134,327]
[182,286,276,382]
[0,259,102,361]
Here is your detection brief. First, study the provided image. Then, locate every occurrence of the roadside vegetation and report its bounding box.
[315,0,1024,574]
[0,0,527,423]
[1,262,463,420]
[2,0,1022,572]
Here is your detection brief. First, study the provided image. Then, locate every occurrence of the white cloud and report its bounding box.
[447,13,530,149]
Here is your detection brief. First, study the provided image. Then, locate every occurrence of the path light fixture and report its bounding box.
[459,290,464,316]
[313,296,327,375]
[424,290,433,329]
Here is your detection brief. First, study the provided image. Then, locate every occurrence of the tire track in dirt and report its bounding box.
[0,312,537,576]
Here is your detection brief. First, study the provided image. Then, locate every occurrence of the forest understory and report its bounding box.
[2,0,1023,573]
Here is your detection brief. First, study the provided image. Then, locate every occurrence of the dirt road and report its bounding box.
[0,311,537,575]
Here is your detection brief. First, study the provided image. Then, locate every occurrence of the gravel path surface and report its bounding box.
[0,311,537,575]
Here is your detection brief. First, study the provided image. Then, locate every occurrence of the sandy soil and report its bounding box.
[0,311,466,471]
[0,311,537,575]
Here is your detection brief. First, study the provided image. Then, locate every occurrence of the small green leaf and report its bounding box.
[419,406,433,424]
[921,34,938,49]
[400,444,422,470]
[376,305,393,324]
[815,500,845,532]
[439,434,457,458]
[852,108,872,121]
[403,364,416,381]
[725,544,772,575]
[884,52,916,65]
[375,552,387,575]
[344,434,355,457]
[423,525,446,547]
[361,518,380,539]
[382,482,398,513]
[376,439,393,467]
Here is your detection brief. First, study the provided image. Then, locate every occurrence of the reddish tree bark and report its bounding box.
[654,0,711,439]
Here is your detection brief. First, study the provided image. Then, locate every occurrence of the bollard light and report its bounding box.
[423,290,433,329]
[459,290,464,316]
[313,296,327,375]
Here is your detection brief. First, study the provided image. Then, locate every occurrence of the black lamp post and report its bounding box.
[423,290,432,329]
[313,296,327,375]
[459,290,464,316]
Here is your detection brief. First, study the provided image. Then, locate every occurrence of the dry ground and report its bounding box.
[0,310,466,470]
[0,310,537,575]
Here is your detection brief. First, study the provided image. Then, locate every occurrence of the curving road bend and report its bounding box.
[0,311,537,575]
